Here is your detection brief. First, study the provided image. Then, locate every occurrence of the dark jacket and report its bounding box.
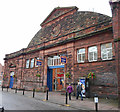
[76,84,82,93]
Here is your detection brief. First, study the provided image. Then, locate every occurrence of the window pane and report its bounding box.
[89,52,93,61]
[82,54,85,62]
[26,59,29,68]
[102,53,107,59]
[88,46,97,62]
[80,54,82,62]
[89,46,97,52]
[77,54,80,62]
[101,43,112,60]
[108,49,112,59]
[94,52,97,60]
[77,48,85,62]
[30,58,34,68]
[79,49,85,53]
[54,59,57,65]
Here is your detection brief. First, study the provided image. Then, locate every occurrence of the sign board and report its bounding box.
[60,56,67,63]
[10,71,14,76]
[80,79,86,97]
[37,59,42,66]
[94,97,98,103]
[57,74,64,77]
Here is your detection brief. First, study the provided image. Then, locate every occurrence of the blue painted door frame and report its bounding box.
[47,68,53,91]
[9,76,14,88]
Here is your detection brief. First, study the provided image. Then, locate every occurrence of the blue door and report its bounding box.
[47,68,53,91]
[9,76,14,88]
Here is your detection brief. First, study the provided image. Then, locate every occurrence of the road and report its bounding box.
[1,89,76,110]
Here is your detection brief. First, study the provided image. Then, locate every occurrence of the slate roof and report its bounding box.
[28,8,112,48]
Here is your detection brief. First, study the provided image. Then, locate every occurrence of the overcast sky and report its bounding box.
[0,0,112,65]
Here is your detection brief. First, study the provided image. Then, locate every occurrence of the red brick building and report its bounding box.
[0,63,4,85]
[3,0,120,100]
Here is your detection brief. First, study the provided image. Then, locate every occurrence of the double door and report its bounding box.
[47,67,64,91]
[53,68,64,91]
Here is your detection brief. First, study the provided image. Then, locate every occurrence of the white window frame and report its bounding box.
[77,48,85,63]
[88,46,97,62]
[48,56,64,66]
[30,58,34,68]
[26,59,29,68]
[101,43,112,60]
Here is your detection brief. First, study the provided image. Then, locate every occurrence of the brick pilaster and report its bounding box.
[109,0,120,108]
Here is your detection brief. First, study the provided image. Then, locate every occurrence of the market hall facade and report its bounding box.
[3,0,120,99]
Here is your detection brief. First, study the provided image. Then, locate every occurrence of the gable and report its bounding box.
[41,6,78,27]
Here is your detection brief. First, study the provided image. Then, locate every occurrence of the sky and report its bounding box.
[0,0,112,65]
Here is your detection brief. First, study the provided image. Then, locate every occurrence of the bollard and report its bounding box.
[73,83,76,96]
[23,88,25,95]
[46,90,48,100]
[66,91,68,104]
[95,103,98,112]
[7,86,9,92]
[2,86,3,91]
[33,89,35,98]
[15,87,17,93]
[1,107,4,112]
[94,94,98,112]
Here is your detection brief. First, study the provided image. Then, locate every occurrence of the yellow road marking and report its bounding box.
[64,104,70,107]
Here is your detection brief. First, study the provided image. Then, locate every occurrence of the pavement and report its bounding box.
[2,88,120,110]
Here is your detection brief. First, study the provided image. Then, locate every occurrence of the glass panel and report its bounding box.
[94,52,97,60]
[82,54,85,62]
[30,59,34,68]
[108,49,112,59]
[77,54,80,62]
[88,46,97,62]
[101,43,112,60]
[54,59,57,66]
[89,52,93,62]
[48,56,62,66]
[102,53,107,59]
[77,48,85,63]
[26,59,29,68]
[79,48,85,53]
[89,46,97,52]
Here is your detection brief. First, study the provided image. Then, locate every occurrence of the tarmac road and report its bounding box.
[2,91,76,110]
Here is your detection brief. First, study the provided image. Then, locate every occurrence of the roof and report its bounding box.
[28,7,112,48]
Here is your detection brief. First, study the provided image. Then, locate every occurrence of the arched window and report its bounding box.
[30,58,34,68]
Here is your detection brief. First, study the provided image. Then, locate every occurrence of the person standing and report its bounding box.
[76,82,83,100]
[67,84,73,100]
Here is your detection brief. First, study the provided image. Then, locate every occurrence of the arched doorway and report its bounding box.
[9,71,14,88]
